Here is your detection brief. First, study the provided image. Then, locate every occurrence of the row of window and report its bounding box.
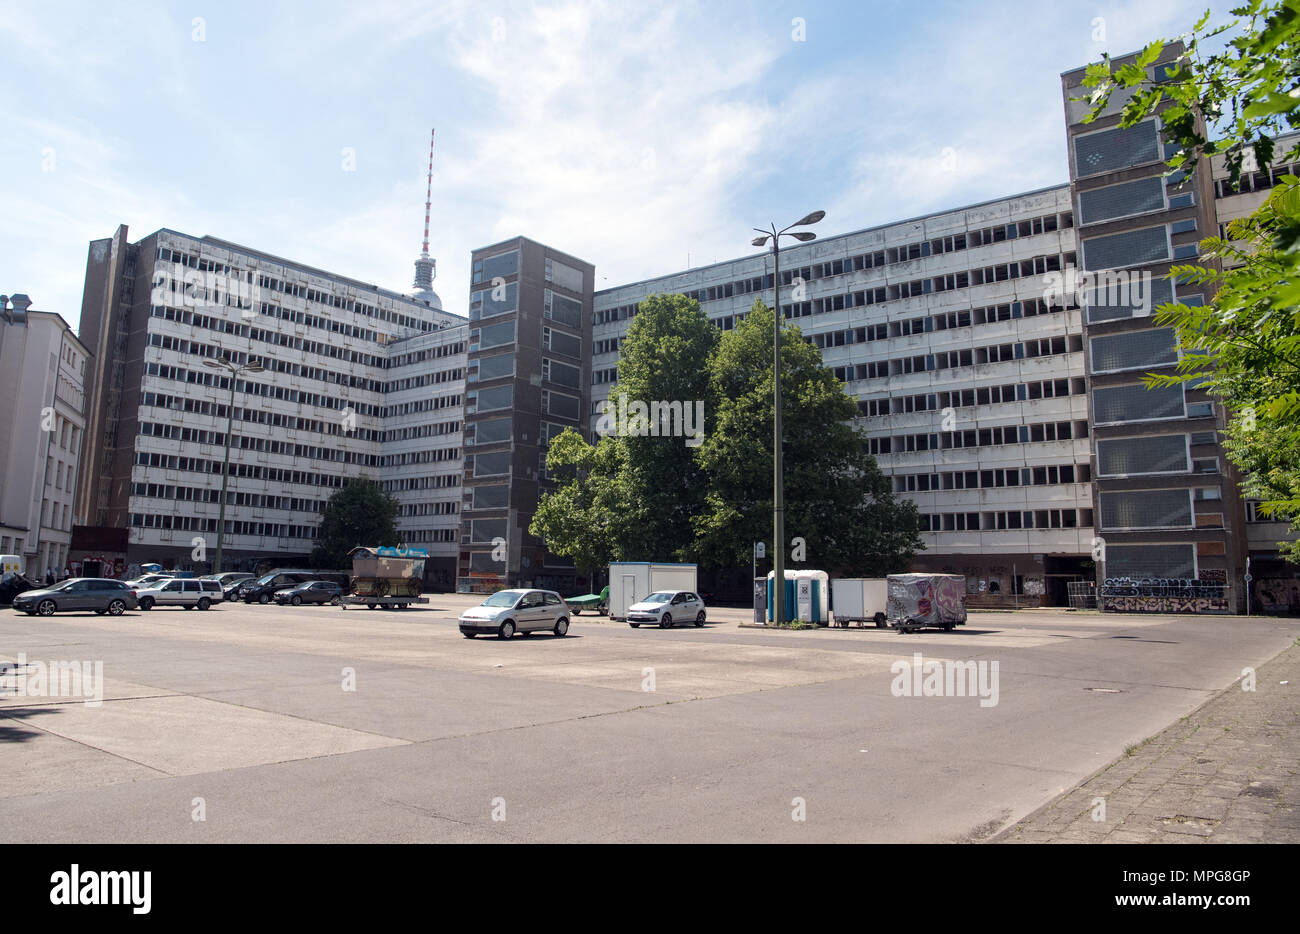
[382,473,462,493]
[893,463,1091,493]
[920,508,1093,532]
[398,501,459,517]
[858,378,1085,418]
[867,420,1089,455]
[831,334,1081,384]
[1213,159,1300,198]
[131,512,319,539]
[131,482,324,513]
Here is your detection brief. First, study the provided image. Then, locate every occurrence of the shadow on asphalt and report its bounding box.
[0,706,61,743]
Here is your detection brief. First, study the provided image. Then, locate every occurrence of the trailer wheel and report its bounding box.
[942,623,955,632]
[874,613,887,628]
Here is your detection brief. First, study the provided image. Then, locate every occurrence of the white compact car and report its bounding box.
[627,591,706,628]
[459,589,570,639]
[136,578,224,611]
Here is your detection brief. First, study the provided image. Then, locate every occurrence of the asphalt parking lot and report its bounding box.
[2,595,1297,842]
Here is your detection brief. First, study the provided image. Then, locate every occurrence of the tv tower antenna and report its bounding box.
[413,128,437,293]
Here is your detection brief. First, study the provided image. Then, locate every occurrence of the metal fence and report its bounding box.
[1067,580,1097,610]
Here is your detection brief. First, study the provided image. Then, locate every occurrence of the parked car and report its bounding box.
[240,571,319,604]
[0,572,40,606]
[136,578,224,611]
[201,571,255,590]
[125,574,172,589]
[458,589,570,639]
[12,578,139,616]
[274,581,343,606]
[627,591,706,628]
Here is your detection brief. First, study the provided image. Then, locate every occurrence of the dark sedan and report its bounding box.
[12,578,139,616]
[273,581,343,606]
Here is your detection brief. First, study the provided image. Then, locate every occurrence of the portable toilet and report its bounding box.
[767,569,829,623]
[794,570,830,625]
[766,570,797,622]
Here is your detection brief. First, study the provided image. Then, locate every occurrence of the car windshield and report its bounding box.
[644,592,674,604]
[256,574,278,585]
[482,591,522,607]
[49,580,75,592]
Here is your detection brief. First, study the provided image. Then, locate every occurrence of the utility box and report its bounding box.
[608,562,698,620]
[831,578,889,628]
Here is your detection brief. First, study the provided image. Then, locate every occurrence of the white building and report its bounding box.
[0,294,89,577]
[76,226,467,582]
[593,186,1093,603]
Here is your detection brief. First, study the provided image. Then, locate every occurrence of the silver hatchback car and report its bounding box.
[627,591,706,628]
[459,589,571,639]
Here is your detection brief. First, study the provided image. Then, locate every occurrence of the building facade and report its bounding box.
[0,294,90,577]
[459,238,594,593]
[69,51,1298,604]
[75,226,465,576]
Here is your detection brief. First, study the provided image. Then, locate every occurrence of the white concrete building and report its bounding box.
[76,226,466,582]
[0,294,89,577]
[593,186,1093,603]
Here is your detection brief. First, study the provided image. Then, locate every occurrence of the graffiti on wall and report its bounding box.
[1099,577,1229,613]
[1252,578,1300,614]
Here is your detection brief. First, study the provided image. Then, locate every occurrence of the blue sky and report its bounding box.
[1,0,1240,330]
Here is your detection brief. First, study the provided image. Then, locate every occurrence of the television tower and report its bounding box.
[411,128,441,308]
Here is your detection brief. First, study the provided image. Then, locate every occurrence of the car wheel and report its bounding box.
[570,607,581,615]
[695,611,705,627]
[139,597,154,611]
[462,631,476,639]
[659,613,672,629]
[554,617,569,637]
[258,594,271,605]
[94,609,106,615]
[183,604,193,610]
[367,604,379,610]
[330,596,340,605]
[942,623,955,632]
[37,600,55,616]
[498,619,516,639]
[198,597,211,610]
[291,595,302,606]
[107,600,125,616]
[629,622,640,628]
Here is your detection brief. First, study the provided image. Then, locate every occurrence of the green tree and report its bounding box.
[311,477,400,569]
[529,428,626,583]
[1080,0,1300,558]
[599,292,719,560]
[693,301,923,575]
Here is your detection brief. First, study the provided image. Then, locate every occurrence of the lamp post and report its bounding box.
[203,356,265,574]
[751,210,824,625]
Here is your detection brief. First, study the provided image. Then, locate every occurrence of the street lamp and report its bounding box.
[203,355,266,573]
[751,210,825,626]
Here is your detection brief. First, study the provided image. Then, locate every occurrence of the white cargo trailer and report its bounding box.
[831,578,890,628]
[608,562,698,620]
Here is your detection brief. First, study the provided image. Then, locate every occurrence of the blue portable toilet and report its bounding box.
[766,570,797,622]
